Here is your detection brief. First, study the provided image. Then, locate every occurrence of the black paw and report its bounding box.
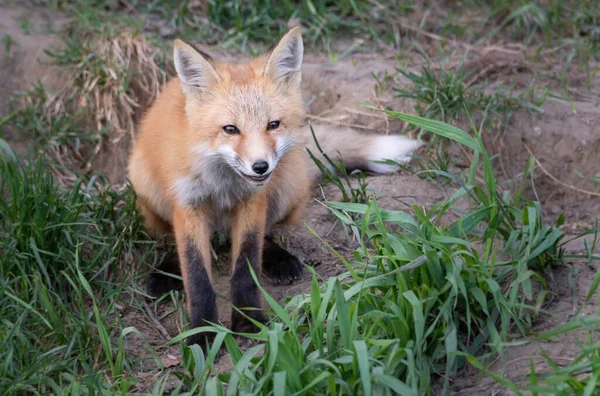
[262,238,304,285]
[146,251,182,298]
[146,272,183,297]
[185,332,215,350]
[186,298,219,351]
[231,309,268,333]
[186,331,226,357]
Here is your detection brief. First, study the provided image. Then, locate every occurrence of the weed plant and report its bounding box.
[164,111,597,395]
[0,140,160,393]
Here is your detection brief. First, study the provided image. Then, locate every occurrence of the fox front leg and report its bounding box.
[172,205,218,349]
[230,193,268,332]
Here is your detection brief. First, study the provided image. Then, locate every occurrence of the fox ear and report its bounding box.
[174,39,220,92]
[263,27,303,85]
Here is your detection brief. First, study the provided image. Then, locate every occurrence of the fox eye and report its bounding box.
[223,125,240,135]
[267,120,280,131]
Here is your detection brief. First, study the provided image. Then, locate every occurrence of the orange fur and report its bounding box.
[128,70,312,236]
[128,28,311,342]
[128,28,419,343]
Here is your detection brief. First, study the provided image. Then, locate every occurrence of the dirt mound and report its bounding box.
[0,5,167,184]
[502,100,600,224]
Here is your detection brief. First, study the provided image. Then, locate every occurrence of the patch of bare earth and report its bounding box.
[1,3,599,394]
[0,7,63,157]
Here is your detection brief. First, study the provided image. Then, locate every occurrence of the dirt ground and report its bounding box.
[1,4,599,395]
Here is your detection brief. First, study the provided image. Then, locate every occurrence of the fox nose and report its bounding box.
[252,161,269,175]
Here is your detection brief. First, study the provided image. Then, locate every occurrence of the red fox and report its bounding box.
[128,28,420,347]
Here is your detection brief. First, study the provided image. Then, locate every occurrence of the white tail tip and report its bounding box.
[367,135,422,174]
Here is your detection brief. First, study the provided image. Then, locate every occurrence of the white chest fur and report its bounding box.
[171,155,257,214]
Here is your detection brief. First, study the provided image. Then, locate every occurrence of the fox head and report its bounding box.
[173,28,305,186]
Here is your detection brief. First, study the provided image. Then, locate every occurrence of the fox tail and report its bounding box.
[304,122,422,180]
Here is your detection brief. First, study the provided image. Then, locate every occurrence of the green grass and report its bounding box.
[2,1,600,394]
[390,64,550,184]
[3,82,105,180]
[48,0,413,54]
[7,83,102,149]
[393,65,540,127]
[440,0,599,51]
[1,109,597,394]
[483,0,600,46]
[2,34,17,64]
[0,140,165,393]
[405,141,456,185]
[442,0,600,89]
[45,0,600,69]
[493,318,600,395]
[166,111,598,395]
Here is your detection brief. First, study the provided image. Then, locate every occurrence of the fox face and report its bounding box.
[174,29,305,187]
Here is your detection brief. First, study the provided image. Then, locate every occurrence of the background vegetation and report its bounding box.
[0,0,599,394]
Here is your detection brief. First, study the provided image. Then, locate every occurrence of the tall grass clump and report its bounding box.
[170,111,579,394]
[43,23,164,140]
[392,65,545,182]
[394,65,531,126]
[6,5,167,182]
[0,140,160,394]
[109,0,407,52]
